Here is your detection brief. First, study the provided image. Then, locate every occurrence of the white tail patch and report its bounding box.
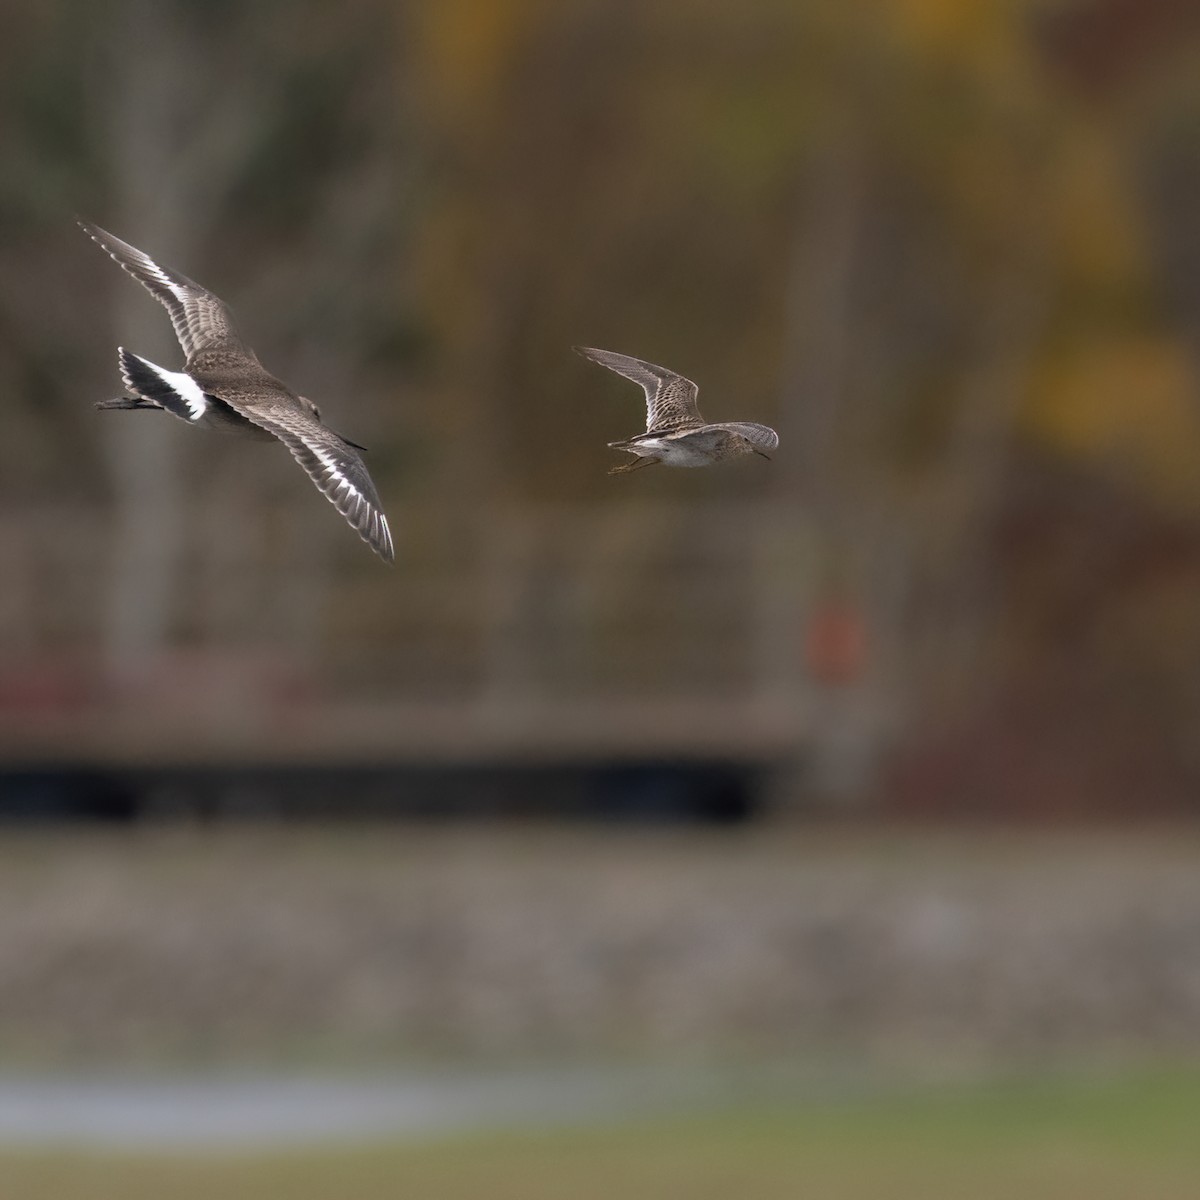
[118,350,209,422]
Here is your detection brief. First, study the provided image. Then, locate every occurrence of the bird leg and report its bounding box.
[608,455,661,476]
[96,396,160,411]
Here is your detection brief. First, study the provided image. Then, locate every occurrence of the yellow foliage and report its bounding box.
[1053,125,1151,290]
[1028,337,1200,507]
[415,0,547,118]
[893,0,1009,55]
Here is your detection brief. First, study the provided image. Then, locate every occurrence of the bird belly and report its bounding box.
[609,435,710,466]
[202,397,274,439]
[651,439,712,467]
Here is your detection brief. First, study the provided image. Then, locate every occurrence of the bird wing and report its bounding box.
[702,422,780,452]
[574,346,703,433]
[225,397,394,564]
[78,219,248,360]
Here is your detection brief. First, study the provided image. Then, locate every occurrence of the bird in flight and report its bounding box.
[79,219,394,563]
[574,346,778,475]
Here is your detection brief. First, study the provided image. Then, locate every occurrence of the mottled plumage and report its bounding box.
[79,219,393,563]
[574,346,778,474]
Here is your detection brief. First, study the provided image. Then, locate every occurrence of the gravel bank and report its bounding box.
[1,826,1199,1065]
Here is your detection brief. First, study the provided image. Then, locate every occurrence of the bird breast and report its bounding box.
[647,437,715,467]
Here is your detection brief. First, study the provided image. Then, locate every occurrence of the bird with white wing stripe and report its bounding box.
[79,219,394,564]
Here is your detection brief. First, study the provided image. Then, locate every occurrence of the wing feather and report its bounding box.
[233,405,393,564]
[574,346,703,432]
[701,421,779,452]
[78,219,247,360]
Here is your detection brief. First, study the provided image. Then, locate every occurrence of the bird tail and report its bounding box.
[117,349,209,423]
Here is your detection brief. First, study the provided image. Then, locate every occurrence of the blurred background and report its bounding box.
[3,0,1200,1194]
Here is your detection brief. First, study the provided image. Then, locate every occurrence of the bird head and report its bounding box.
[741,434,771,461]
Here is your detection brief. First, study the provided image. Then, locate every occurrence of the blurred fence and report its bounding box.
[0,497,871,769]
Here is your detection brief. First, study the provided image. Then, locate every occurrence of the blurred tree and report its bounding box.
[0,0,417,680]
[5,0,1200,811]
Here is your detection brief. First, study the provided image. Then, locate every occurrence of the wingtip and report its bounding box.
[371,514,396,565]
[358,525,394,565]
[76,217,118,255]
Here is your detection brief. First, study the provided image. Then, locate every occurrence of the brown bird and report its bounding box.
[79,219,393,563]
[574,346,778,475]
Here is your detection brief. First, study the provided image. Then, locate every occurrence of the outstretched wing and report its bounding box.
[574,346,703,432]
[78,219,247,360]
[231,401,393,564]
